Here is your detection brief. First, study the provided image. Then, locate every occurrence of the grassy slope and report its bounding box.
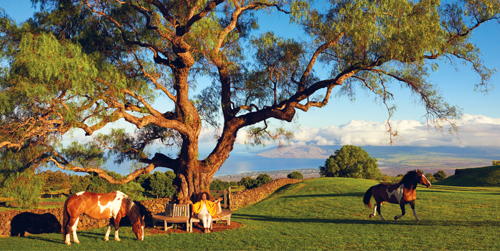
[436,165,500,187]
[1,178,500,250]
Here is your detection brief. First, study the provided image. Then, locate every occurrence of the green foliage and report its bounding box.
[425,173,437,183]
[433,170,448,181]
[493,160,500,166]
[149,171,176,198]
[69,175,91,194]
[319,145,382,179]
[3,171,45,209]
[238,174,273,189]
[287,171,303,179]
[256,173,273,186]
[238,176,258,190]
[41,170,71,193]
[69,172,144,200]
[210,179,231,191]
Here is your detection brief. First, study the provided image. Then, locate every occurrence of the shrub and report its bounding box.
[4,171,45,209]
[210,179,231,191]
[287,171,303,179]
[433,170,447,181]
[319,145,382,179]
[493,160,500,166]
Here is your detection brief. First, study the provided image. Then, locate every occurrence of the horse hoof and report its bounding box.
[416,220,421,224]
[115,238,121,242]
[65,242,71,245]
[369,214,375,218]
[104,238,109,242]
[394,216,398,220]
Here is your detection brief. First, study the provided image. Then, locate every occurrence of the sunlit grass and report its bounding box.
[1,178,499,250]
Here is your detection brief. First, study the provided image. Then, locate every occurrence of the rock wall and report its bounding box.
[229,178,302,210]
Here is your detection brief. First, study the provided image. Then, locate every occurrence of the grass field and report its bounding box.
[1,177,499,250]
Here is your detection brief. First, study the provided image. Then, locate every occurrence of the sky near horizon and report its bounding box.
[2,1,500,149]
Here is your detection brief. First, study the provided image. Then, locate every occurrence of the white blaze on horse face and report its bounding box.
[386,184,404,203]
[98,192,126,218]
[75,191,85,196]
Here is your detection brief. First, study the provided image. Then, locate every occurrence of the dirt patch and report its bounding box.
[147,220,241,235]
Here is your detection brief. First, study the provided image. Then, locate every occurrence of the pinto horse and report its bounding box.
[62,191,145,245]
[363,170,431,223]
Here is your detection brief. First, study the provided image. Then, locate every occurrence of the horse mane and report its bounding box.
[398,170,420,187]
[123,195,141,223]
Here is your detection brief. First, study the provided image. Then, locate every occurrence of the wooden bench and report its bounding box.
[188,204,232,232]
[152,188,233,232]
[152,202,233,232]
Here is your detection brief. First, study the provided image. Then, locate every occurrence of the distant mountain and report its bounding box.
[257,145,335,159]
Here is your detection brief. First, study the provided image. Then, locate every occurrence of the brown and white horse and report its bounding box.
[363,170,431,223]
[62,191,145,245]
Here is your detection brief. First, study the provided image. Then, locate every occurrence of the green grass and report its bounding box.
[436,165,500,187]
[1,178,500,250]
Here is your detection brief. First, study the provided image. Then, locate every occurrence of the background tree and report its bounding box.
[433,170,448,181]
[287,171,303,179]
[238,176,258,190]
[256,173,273,186]
[210,179,231,191]
[3,171,45,209]
[493,161,500,166]
[41,170,71,193]
[319,145,382,179]
[425,172,437,183]
[0,0,498,202]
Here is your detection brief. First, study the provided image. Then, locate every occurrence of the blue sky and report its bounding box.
[2,1,500,149]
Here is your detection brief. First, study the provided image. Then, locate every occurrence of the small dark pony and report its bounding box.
[363,170,431,223]
[62,191,145,245]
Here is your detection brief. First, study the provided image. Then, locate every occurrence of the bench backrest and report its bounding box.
[165,203,190,217]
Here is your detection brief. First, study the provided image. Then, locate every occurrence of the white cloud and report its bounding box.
[287,114,500,147]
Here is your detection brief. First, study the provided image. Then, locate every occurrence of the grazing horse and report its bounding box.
[62,191,145,245]
[363,170,431,223]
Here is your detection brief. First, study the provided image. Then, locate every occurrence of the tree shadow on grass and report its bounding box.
[234,213,409,225]
[280,192,366,198]
[234,213,500,227]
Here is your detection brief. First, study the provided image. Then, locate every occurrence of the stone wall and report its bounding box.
[229,178,302,210]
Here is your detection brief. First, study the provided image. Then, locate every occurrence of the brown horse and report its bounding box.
[62,191,145,245]
[363,170,431,223]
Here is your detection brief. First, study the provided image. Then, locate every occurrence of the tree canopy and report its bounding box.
[0,0,499,201]
[320,145,382,179]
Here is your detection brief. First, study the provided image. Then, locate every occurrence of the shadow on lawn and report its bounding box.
[234,213,500,227]
[280,192,365,198]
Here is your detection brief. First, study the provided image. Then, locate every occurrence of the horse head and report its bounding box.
[416,169,432,188]
[132,215,145,241]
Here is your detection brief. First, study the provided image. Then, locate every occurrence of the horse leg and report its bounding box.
[409,201,420,223]
[395,202,406,220]
[113,217,121,241]
[376,201,386,221]
[370,204,377,218]
[105,218,113,241]
[71,217,80,244]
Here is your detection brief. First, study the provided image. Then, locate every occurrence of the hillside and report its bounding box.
[436,165,500,187]
[256,145,335,159]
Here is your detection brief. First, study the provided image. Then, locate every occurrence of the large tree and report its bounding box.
[0,0,498,202]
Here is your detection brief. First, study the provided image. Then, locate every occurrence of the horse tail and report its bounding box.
[363,186,374,209]
[62,197,70,240]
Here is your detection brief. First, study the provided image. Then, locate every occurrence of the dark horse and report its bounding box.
[62,191,145,245]
[363,170,431,223]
